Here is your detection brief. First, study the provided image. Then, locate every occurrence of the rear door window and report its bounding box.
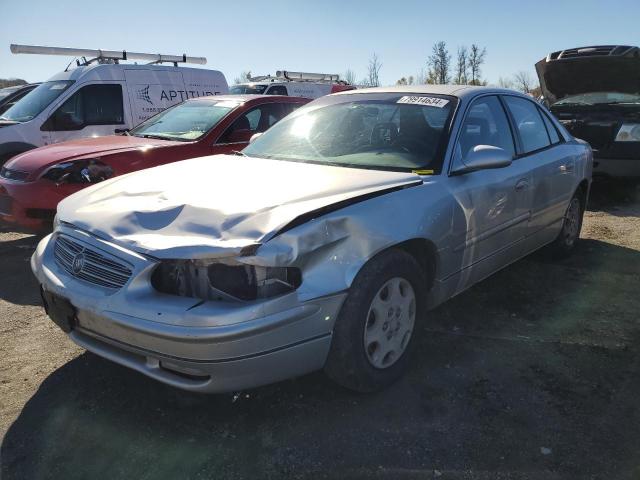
[503,96,551,154]
[539,108,561,144]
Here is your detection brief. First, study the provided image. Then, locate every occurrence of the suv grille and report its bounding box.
[54,235,133,289]
[0,167,29,181]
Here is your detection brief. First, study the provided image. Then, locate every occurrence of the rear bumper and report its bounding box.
[593,157,640,178]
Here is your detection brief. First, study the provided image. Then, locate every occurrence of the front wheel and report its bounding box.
[549,192,584,257]
[324,249,427,392]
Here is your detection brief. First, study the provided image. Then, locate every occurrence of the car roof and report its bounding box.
[334,84,525,100]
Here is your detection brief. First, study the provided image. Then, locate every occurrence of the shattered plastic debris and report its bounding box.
[540,447,552,455]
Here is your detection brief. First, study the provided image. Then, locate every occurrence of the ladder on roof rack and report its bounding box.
[10,44,207,66]
[247,70,348,84]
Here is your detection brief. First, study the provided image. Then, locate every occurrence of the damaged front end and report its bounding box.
[151,258,302,302]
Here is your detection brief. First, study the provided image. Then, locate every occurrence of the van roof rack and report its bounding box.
[10,44,207,67]
[247,70,350,84]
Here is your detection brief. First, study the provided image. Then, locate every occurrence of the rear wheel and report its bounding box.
[549,192,584,257]
[324,249,427,392]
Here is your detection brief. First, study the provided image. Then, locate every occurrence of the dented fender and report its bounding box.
[239,181,453,301]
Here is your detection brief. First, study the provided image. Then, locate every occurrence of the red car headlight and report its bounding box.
[42,158,113,184]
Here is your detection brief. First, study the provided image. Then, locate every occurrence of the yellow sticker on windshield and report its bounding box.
[412,169,434,175]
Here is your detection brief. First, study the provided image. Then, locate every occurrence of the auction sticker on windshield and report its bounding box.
[397,96,449,108]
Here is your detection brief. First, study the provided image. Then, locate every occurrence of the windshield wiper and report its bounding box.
[232,150,248,157]
[135,134,173,141]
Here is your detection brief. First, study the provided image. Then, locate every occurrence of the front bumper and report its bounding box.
[31,227,346,393]
[0,178,77,231]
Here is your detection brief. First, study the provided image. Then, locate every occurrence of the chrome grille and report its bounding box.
[54,235,133,289]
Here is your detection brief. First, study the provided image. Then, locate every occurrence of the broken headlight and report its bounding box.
[151,259,302,302]
[615,123,640,142]
[42,158,114,184]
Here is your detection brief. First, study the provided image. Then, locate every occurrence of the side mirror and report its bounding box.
[249,132,263,143]
[226,128,253,144]
[452,145,512,175]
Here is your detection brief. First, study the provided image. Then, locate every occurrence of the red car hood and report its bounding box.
[5,135,182,174]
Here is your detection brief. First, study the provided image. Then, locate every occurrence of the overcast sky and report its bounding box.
[1,0,638,86]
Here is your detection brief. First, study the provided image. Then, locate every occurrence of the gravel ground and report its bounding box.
[1,180,639,480]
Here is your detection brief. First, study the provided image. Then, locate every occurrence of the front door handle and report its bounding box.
[559,163,575,173]
[515,179,529,192]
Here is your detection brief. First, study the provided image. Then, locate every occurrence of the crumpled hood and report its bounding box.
[535,48,640,105]
[58,154,421,258]
[5,135,180,173]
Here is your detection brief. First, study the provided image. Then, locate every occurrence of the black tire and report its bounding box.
[549,190,585,258]
[324,248,427,392]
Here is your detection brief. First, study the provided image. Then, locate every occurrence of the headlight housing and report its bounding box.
[42,158,114,184]
[614,123,640,142]
[151,259,302,302]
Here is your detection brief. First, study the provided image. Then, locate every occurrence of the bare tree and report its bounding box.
[415,68,426,85]
[468,44,487,85]
[497,76,514,89]
[367,53,382,87]
[454,46,468,85]
[343,69,357,85]
[233,70,252,84]
[396,75,415,86]
[513,71,533,93]
[427,41,451,84]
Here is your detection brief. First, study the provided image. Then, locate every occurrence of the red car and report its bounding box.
[0,94,309,231]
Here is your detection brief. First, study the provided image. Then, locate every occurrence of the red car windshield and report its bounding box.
[130,99,239,141]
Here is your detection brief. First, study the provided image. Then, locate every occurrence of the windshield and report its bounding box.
[130,99,238,141]
[229,84,268,95]
[554,91,640,106]
[0,81,73,122]
[243,95,456,172]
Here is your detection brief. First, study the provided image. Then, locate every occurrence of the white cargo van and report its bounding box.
[0,45,228,164]
[230,70,355,99]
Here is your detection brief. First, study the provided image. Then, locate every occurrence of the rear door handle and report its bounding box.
[515,179,529,192]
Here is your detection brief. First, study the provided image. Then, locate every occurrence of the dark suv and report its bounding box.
[536,45,640,178]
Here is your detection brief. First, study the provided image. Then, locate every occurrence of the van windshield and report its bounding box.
[0,81,74,123]
[229,84,268,95]
[130,99,239,141]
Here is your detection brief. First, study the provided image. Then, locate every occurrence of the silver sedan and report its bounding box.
[32,85,592,393]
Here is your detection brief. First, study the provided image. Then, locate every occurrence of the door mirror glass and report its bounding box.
[226,128,253,144]
[453,145,512,174]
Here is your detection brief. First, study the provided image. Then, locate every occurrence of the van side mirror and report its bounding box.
[452,145,512,175]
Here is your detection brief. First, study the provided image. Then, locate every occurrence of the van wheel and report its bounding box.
[324,249,426,392]
[549,192,584,257]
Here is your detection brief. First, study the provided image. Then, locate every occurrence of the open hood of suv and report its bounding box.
[58,154,422,258]
[535,47,640,105]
